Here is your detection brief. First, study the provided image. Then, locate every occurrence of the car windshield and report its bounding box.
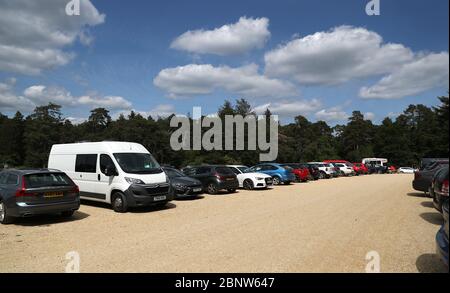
[24,173,73,188]
[165,168,184,178]
[282,166,293,171]
[237,167,249,173]
[114,153,161,174]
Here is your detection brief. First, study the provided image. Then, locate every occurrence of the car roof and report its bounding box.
[0,168,63,175]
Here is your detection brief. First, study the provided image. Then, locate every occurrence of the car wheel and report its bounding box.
[318,172,325,179]
[243,179,254,190]
[272,176,281,185]
[61,210,75,218]
[207,183,219,195]
[0,200,14,225]
[112,192,128,213]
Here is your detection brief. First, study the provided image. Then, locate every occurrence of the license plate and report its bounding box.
[266,180,273,184]
[154,195,167,201]
[226,178,235,181]
[44,192,64,198]
[193,188,202,193]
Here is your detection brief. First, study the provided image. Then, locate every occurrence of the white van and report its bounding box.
[48,142,173,212]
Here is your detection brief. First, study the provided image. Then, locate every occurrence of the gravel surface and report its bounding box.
[0,174,447,273]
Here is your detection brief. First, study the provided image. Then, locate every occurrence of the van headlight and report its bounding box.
[125,177,145,185]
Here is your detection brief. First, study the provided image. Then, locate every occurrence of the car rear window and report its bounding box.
[24,173,73,188]
[215,167,233,175]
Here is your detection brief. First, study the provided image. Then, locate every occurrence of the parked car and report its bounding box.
[387,165,397,174]
[309,162,336,179]
[227,165,273,190]
[398,167,415,174]
[247,163,295,185]
[281,164,310,182]
[430,166,449,213]
[163,167,203,199]
[352,163,369,175]
[48,142,173,213]
[0,169,80,224]
[334,163,355,176]
[413,161,449,194]
[436,199,449,268]
[182,165,239,194]
[304,163,321,180]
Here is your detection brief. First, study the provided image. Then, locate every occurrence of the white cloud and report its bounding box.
[0,0,105,75]
[359,52,449,99]
[1,79,132,113]
[252,99,322,118]
[264,26,414,85]
[171,17,270,56]
[364,112,376,121]
[154,63,298,99]
[0,78,35,111]
[315,107,349,123]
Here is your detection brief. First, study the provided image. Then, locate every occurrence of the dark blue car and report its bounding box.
[436,199,449,268]
[248,163,296,185]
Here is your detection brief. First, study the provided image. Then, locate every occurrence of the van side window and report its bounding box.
[75,154,98,173]
[100,154,115,174]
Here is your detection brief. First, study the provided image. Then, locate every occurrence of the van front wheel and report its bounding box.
[112,192,128,213]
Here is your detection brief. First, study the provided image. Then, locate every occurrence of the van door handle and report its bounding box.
[98,174,101,181]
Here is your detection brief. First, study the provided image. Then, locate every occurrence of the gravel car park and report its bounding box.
[0,174,446,273]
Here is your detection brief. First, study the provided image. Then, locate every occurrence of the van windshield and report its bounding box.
[113,153,162,174]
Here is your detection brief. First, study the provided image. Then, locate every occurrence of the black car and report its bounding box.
[430,166,449,213]
[366,163,388,174]
[413,161,449,194]
[0,169,80,224]
[182,165,239,195]
[302,163,320,180]
[163,167,203,199]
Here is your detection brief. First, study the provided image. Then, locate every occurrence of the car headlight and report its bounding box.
[125,177,145,185]
[174,183,187,190]
[256,177,264,181]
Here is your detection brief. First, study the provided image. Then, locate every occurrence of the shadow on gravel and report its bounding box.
[13,211,90,227]
[80,199,177,213]
[420,212,443,225]
[131,202,177,213]
[175,195,205,201]
[416,254,448,273]
[421,201,435,208]
[407,192,428,198]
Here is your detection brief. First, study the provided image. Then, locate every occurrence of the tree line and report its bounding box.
[0,96,448,169]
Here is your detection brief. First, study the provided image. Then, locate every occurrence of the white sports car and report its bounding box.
[227,165,273,190]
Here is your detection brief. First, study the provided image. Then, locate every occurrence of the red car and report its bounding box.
[282,164,310,182]
[352,163,369,175]
[388,165,397,173]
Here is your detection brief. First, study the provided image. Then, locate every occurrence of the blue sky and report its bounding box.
[0,0,448,124]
